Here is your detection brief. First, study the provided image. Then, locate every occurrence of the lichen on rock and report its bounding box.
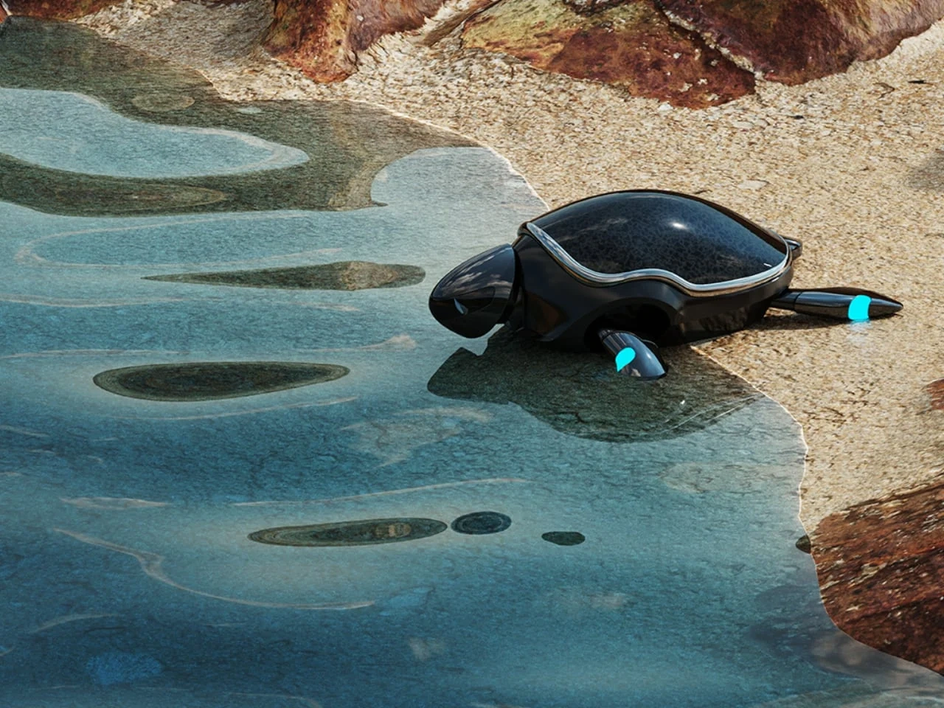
[462,0,755,108]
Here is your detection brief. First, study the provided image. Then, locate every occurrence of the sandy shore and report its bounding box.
[74,0,943,530]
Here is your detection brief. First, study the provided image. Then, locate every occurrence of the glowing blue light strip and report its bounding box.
[848,294,871,322]
[616,347,636,372]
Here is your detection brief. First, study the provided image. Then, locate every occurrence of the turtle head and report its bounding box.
[428,244,519,338]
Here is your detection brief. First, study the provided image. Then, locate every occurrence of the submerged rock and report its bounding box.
[427,328,762,443]
[144,262,425,290]
[0,174,230,215]
[249,517,448,546]
[795,534,811,554]
[814,477,944,673]
[462,0,754,108]
[451,511,512,535]
[542,531,585,545]
[654,0,944,85]
[93,362,349,401]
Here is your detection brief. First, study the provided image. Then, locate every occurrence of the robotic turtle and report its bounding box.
[429,191,901,379]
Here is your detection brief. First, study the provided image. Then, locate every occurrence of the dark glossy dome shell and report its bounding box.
[529,191,787,286]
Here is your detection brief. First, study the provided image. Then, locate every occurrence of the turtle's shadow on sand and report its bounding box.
[750,313,845,332]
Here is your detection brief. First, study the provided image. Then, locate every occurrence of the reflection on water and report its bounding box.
[1,16,943,708]
[428,328,760,442]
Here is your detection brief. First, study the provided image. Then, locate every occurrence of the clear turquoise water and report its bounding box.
[0,89,309,178]
[1,18,943,708]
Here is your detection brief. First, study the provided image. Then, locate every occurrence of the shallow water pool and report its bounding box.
[1,18,942,708]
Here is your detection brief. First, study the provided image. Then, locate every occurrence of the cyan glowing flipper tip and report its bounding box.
[848,294,872,322]
[615,347,637,372]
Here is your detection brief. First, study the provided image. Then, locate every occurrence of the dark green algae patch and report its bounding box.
[249,518,448,547]
[0,18,473,218]
[93,362,349,401]
[144,261,425,291]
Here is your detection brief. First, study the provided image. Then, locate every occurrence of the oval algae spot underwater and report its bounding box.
[93,362,349,401]
[249,518,448,547]
[144,261,426,291]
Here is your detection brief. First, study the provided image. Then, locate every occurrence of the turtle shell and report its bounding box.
[526,191,789,289]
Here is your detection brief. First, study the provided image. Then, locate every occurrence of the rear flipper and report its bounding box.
[770,288,902,321]
[598,329,666,380]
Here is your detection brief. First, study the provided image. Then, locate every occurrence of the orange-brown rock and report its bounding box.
[813,477,944,673]
[462,0,754,108]
[930,379,944,411]
[264,0,448,82]
[0,5,7,22]
[654,0,944,84]
[4,0,121,20]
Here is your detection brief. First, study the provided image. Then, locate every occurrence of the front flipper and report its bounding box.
[598,329,666,380]
[770,288,902,321]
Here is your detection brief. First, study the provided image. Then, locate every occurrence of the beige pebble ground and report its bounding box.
[76,0,944,530]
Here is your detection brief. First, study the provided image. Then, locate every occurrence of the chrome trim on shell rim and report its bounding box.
[524,222,792,297]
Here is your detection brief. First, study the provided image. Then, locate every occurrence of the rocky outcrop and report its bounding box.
[263,0,449,81]
[813,475,944,673]
[4,0,121,20]
[462,0,754,107]
[8,0,944,102]
[655,0,944,85]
